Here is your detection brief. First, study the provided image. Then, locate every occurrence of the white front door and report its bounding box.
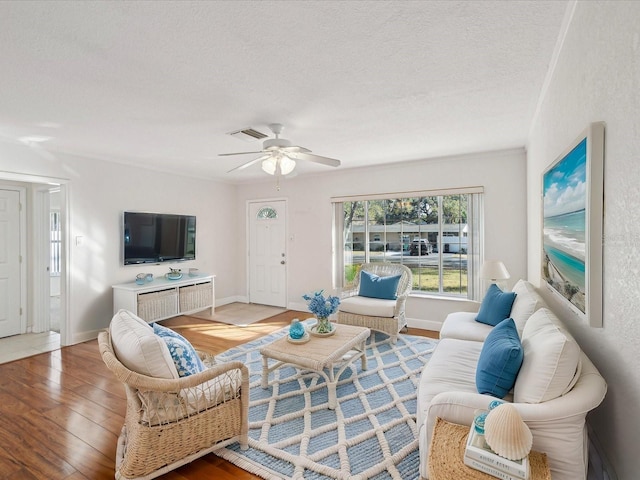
[0,189,23,338]
[248,200,287,307]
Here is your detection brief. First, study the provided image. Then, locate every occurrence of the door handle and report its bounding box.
[281,260,286,265]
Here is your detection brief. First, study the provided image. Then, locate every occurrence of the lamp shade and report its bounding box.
[480,260,510,281]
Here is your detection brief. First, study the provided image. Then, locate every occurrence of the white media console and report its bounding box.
[112,274,215,322]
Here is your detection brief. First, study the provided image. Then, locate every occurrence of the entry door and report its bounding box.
[0,189,22,337]
[248,200,287,307]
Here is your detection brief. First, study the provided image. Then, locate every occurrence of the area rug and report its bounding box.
[190,302,287,325]
[213,321,438,479]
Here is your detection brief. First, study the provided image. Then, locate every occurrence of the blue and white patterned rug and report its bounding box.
[213,321,438,479]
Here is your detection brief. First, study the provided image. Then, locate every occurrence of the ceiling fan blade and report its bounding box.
[227,154,271,173]
[281,145,311,154]
[219,150,264,157]
[288,151,341,167]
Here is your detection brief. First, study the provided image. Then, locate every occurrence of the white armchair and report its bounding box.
[337,262,412,344]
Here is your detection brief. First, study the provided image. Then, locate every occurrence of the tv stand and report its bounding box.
[112,274,215,322]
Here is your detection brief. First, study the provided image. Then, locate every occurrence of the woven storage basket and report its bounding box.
[137,288,178,322]
[179,282,213,312]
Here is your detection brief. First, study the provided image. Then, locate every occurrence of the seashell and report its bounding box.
[484,403,533,461]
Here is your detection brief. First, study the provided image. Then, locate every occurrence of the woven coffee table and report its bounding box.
[260,323,370,409]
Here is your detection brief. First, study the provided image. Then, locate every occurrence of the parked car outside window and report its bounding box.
[410,239,432,256]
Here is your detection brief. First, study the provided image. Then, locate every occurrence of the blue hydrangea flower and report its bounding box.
[302,290,341,319]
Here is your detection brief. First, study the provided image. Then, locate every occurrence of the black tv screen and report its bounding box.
[123,212,196,265]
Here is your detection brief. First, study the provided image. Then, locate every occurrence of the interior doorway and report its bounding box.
[0,175,68,358]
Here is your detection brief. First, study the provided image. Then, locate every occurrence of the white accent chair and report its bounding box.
[337,262,412,344]
[99,310,249,480]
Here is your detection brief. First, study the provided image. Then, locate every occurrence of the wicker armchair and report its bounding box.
[337,262,412,344]
[98,331,249,480]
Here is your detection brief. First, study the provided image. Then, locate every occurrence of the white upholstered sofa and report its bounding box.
[417,280,607,480]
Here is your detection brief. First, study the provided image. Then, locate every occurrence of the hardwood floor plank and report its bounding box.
[0,444,23,478]
[0,308,438,479]
[43,405,119,461]
[0,415,77,479]
[19,409,115,480]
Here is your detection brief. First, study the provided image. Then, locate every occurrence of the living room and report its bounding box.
[0,1,638,479]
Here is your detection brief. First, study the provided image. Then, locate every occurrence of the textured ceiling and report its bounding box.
[0,0,569,182]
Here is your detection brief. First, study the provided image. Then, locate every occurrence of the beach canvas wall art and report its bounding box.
[542,122,604,328]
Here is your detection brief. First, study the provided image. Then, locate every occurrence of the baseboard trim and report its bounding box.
[71,329,102,345]
[288,301,309,314]
[216,295,248,307]
[407,317,442,332]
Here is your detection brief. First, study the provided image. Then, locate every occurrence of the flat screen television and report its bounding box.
[123,211,196,265]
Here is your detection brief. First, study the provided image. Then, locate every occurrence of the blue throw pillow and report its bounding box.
[153,323,205,377]
[358,270,401,300]
[475,284,517,326]
[476,318,524,398]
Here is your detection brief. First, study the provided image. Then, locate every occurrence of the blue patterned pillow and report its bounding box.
[153,323,205,377]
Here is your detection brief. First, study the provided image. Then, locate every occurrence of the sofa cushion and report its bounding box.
[109,309,179,379]
[339,295,397,318]
[439,311,493,342]
[475,284,517,326]
[514,308,581,403]
[510,280,548,334]
[153,323,205,377]
[417,338,498,432]
[418,338,485,407]
[358,270,401,300]
[475,318,523,398]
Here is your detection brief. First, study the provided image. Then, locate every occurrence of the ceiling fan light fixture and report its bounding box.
[261,157,277,175]
[261,153,297,176]
[280,155,296,175]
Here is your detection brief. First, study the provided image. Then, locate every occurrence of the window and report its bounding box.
[256,206,278,219]
[332,188,483,300]
[50,210,61,276]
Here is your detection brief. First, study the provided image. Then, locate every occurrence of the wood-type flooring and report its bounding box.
[0,309,436,479]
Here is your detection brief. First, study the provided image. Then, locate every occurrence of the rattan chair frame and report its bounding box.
[98,331,249,480]
[337,262,413,344]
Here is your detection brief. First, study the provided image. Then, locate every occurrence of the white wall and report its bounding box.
[0,141,238,344]
[526,2,640,478]
[235,148,528,327]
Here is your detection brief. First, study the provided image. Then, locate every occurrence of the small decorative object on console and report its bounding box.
[135,273,146,285]
[303,290,340,335]
[145,273,153,282]
[166,268,182,280]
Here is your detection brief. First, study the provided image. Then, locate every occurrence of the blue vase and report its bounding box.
[289,319,305,339]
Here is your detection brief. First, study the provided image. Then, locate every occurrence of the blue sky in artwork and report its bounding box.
[543,138,587,218]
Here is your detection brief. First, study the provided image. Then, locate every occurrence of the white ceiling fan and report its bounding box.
[221,123,341,176]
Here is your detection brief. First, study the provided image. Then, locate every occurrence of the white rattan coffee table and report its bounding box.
[260,323,370,409]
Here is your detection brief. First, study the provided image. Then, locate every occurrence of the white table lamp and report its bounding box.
[480,260,510,286]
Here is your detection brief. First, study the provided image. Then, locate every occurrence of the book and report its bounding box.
[463,456,528,480]
[464,424,529,480]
